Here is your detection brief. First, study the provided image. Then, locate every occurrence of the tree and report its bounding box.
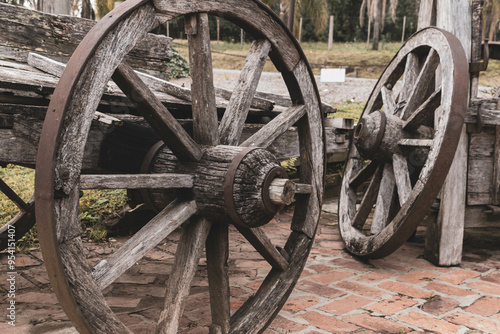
[262,0,329,38]
[360,0,399,50]
[484,0,500,41]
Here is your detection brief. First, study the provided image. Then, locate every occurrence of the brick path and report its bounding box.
[1,201,500,333]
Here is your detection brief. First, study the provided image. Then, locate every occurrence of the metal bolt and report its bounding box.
[60,168,70,180]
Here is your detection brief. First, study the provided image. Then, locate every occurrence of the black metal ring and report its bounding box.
[223,147,260,227]
[261,166,288,213]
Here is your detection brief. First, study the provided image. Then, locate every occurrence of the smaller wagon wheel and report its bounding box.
[338,27,468,259]
[0,175,35,251]
[35,0,324,333]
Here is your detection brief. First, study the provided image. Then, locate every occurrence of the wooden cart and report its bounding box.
[0,1,349,332]
[338,0,500,268]
[1,0,496,332]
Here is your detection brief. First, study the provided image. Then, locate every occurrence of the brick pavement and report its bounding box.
[1,203,500,333]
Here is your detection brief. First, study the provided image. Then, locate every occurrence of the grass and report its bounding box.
[0,165,127,251]
[174,40,399,79]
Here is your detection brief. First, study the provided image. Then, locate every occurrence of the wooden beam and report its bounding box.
[424,0,471,266]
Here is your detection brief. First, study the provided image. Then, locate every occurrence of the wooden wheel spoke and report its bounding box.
[349,160,378,189]
[352,164,384,229]
[398,139,433,147]
[398,52,420,108]
[206,223,230,334]
[92,199,198,290]
[381,86,397,114]
[0,177,30,212]
[186,13,219,146]
[240,105,306,148]
[371,163,396,234]
[392,154,412,205]
[79,173,194,190]
[219,39,272,146]
[403,88,442,131]
[112,63,203,161]
[234,225,288,271]
[157,217,211,334]
[400,49,439,120]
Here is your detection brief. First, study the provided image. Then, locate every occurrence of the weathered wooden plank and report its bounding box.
[351,164,383,229]
[467,156,493,205]
[240,105,306,148]
[424,0,470,267]
[206,223,230,334]
[157,217,211,334]
[219,39,271,146]
[113,63,204,162]
[255,90,335,114]
[465,206,500,228]
[215,87,274,111]
[234,225,288,271]
[381,85,396,114]
[92,199,198,290]
[0,2,172,79]
[186,13,219,146]
[493,127,500,204]
[470,0,483,99]
[371,163,396,234]
[403,89,441,131]
[465,107,500,126]
[398,139,433,147]
[268,178,296,206]
[29,51,276,113]
[398,52,420,112]
[392,153,412,205]
[295,183,313,194]
[0,102,348,167]
[400,49,439,121]
[417,0,436,30]
[79,173,194,190]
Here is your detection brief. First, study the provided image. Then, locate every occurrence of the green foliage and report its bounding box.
[79,189,127,241]
[333,100,364,121]
[0,166,128,249]
[96,0,114,19]
[280,157,299,179]
[167,48,190,79]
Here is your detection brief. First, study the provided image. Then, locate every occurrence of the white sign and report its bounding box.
[320,68,346,83]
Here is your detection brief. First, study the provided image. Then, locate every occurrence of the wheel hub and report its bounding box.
[142,144,293,228]
[353,110,403,160]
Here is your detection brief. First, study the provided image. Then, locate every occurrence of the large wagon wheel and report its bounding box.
[35,0,324,333]
[338,27,468,259]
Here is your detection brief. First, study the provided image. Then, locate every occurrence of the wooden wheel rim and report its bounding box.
[338,27,468,259]
[35,0,325,333]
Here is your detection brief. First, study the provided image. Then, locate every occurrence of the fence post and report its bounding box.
[366,18,371,49]
[217,17,220,44]
[328,15,334,50]
[401,16,406,43]
[299,17,303,43]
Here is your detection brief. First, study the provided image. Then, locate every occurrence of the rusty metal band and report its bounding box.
[373,110,387,154]
[223,147,260,227]
[138,141,167,213]
[261,166,288,213]
[34,1,151,333]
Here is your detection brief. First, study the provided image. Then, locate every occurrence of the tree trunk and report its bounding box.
[372,0,383,50]
[81,0,93,19]
[288,0,296,32]
[41,0,71,15]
